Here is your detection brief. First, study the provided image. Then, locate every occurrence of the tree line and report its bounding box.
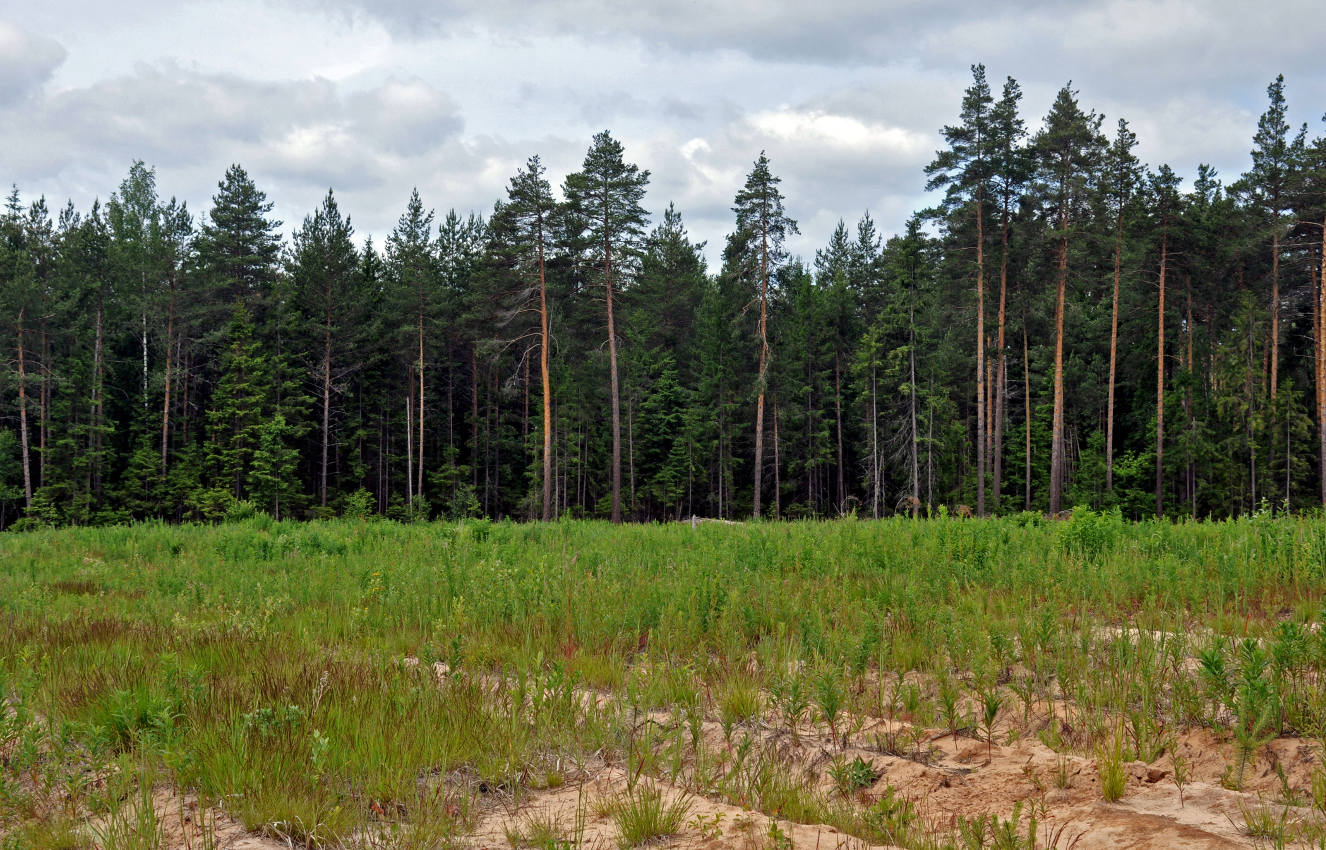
[3,68,1326,528]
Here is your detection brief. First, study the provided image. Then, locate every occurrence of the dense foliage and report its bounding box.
[4,70,1326,527]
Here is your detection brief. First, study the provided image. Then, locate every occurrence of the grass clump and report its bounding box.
[608,783,691,848]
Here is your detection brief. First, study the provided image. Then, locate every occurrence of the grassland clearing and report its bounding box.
[2,511,1326,848]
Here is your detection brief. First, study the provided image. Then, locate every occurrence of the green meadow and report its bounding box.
[3,513,1326,848]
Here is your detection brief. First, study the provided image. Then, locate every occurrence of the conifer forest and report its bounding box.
[5,66,1326,529]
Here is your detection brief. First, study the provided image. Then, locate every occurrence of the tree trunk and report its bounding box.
[1156,229,1167,518]
[993,199,1010,507]
[39,321,47,489]
[141,270,149,410]
[1193,281,1204,514]
[909,310,920,515]
[471,345,480,492]
[834,351,845,514]
[1023,320,1032,511]
[753,216,769,519]
[1271,230,1280,400]
[322,325,332,508]
[1049,235,1068,514]
[418,303,425,502]
[870,360,880,519]
[1247,296,1257,511]
[93,299,104,499]
[538,209,553,522]
[772,394,781,519]
[160,271,176,475]
[1318,216,1326,507]
[975,194,986,516]
[627,398,635,518]
[1106,211,1123,491]
[16,310,32,510]
[605,227,623,523]
[405,369,414,508]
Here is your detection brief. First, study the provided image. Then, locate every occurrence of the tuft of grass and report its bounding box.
[1237,800,1292,844]
[506,810,570,850]
[608,783,692,848]
[1097,740,1126,803]
[718,676,764,733]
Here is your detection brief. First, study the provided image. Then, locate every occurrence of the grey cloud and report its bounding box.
[0,22,66,105]
[291,0,1060,64]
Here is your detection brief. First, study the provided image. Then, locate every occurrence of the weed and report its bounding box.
[828,756,879,796]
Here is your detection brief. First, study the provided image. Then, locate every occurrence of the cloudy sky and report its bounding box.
[3,1,1325,265]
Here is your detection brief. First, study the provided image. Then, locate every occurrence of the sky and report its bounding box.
[3,1,1325,267]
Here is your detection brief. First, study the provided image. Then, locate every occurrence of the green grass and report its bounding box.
[608,783,691,848]
[0,511,1324,848]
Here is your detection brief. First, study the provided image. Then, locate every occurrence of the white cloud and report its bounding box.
[3,0,1325,267]
[0,22,66,105]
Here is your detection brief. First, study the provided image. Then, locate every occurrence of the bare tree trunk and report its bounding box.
[627,398,635,518]
[1106,211,1123,491]
[1193,281,1204,514]
[909,315,920,515]
[1248,298,1257,511]
[418,306,425,502]
[834,351,845,514]
[141,270,149,410]
[993,201,1010,510]
[927,379,935,509]
[976,196,986,516]
[93,299,104,499]
[871,360,880,519]
[753,217,769,519]
[1156,229,1167,518]
[1049,235,1068,514]
[1271,229,1280,400]
[405,369,414,508]
[772,394,781,519]
[605,230,623,523]
[1318,218,1326,507]
[160,272,176,475]
[471,345,480,492]
[538,209,553,522]
[322,325,332,508]
[1023,320,1032,511]
[39,322,47,488]
[16,310,32,510]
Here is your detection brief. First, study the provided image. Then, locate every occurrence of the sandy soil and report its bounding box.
[55,654,1326,849]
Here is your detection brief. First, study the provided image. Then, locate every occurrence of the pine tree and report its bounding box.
[926,64,994,515]
[563,131,650,523]
[1151,165,1182,516]
[1033,85,1104,514]
[384,190,438,507]
[1237,76,1298,402]
[1101,119,1143,492]
[731,152,798,518]
[988,78,1029,509]
[504,157,558,520]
